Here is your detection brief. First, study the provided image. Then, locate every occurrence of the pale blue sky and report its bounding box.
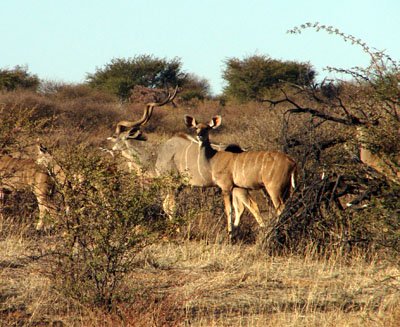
[1,0,399,94]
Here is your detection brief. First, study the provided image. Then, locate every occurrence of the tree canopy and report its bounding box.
[0,66,39,91]
[86,55,185,101]
[222,55,315,102]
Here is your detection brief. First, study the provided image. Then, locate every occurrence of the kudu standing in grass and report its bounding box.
[182,115,297,238]
[155,132,265,228]
[0,144,67,230]
[107,87,262,228]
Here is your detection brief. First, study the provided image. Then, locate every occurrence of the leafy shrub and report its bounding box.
[0,65,39,91]
[86,55,185,101]
[0,97,52,153]
[49,147,169,310]
[0,86,125,151]
[48,84,121,136]
[222,54,315,102]
[179,73,211,102]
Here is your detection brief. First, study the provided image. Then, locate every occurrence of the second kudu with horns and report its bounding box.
[183,114,297,238]
[107,86,179,174]
[113,86,179,140]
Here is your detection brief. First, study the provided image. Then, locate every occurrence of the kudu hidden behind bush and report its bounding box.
[356,126,400,185]
[0,144,67,230]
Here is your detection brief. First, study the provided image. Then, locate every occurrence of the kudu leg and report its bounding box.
[34,189,53,231]
[36,204,47,230]
[222,190,234,239]
[232,188,265,228]
[232,189,245,226]
[266,187,285,216]
[162,191,177,220]
[36,200,53,231]
[162,185,184,220]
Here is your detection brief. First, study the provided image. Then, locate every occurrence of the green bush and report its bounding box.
[179,73,211,102]
[86,55,185,101]
[49,148,170,310]
[222,54,315,102]
[0,65,39,91]
[0,99,50,153]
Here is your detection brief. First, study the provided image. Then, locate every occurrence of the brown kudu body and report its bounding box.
[107,87,262,227]
[155,133,264,227]
[356,127,400,184]
[183,115,297,238]
[0,144,66,230]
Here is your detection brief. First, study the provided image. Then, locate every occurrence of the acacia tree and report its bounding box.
[222,54,315,102]
[86,55,185,101]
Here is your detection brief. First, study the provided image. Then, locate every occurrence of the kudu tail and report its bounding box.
[291,168,297,191]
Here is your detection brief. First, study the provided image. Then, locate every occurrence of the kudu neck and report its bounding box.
[198,137,217,160]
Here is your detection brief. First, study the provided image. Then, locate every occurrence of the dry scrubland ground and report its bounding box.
[0,88,400,326]
[1,234,400,326]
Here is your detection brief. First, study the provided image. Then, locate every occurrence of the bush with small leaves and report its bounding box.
[0,65,39,91]
[49,147,172,310]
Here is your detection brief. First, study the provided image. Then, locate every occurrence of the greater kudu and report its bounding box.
[107,86,179,174]
[107,87,262,228]
[183,115,297,238]
[356,126,400,184]
[155,133,265,228]
[0,144,66,230]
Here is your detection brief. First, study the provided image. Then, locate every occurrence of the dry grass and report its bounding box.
[1,87,400,326]
[128,241,400,326]
[1,231,399,326]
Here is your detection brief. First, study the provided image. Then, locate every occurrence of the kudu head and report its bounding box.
[184,115,222,145]
[108,86,178,147]
[36,143,69,187]
[36,144,55,167]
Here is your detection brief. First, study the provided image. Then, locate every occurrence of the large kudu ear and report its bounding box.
[184,115,197,129]
[36,143,47,156]
[127,128,147,141]
[209,115,222,129]
[36,143,51,166]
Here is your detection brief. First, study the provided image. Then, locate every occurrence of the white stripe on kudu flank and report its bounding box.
[261,153,267,177]
[269,154,276,180]
[241,152,247,181]
[256,152,262,173]
[184,143,191,171]
[197,152,207,183]
[233,155,239,181]
[291,171,296,189]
